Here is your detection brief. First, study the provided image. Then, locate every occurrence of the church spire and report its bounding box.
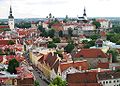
[83,7,87,16]
[8,5,14,18]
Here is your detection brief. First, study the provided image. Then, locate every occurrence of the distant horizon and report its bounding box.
[1,16,120,20]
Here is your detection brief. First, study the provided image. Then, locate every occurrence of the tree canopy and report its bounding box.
[64,43,74,53]
[48,42,57,48]
[92,20,101,29]
[15,22,31,28]
[59,30,63,37]
[49,76,66,86]
[107,49,119,62]
[53,37,60,43]
[48,29,55,38]
[7,59,19,74]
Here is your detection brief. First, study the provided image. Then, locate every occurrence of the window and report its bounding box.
[109,81,111,83]
[106,81,108,84]
[103,81,105,84]
[114,80,116,83]
[117,80,119,82]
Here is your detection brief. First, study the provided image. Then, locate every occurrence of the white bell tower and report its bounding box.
[8,6,14,30]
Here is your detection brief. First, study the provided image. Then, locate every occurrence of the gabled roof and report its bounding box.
[52,60,60,74]
[45,55,58,67]
[97,62,109,69]
[74,49,108,58]
[60,60,88,72]
[67,72,98,84]
[98,72,120,80]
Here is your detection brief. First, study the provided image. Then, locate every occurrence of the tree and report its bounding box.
[15,22,31,28]
[107,49,119,62]
[89,34,100,40]
[8,40,15,45]
[40,31,48,37]
[7,59,19,74]
[83,40,95,49]
[49,76,66,86]
[38,25,45,32]
[34,80,40,86]
[116,40,120,45]
[106,33,115,41]
[64,43,74,53]
[82,40,88,44]
[53,37,60,43]
[48,42,57,48]
[59,30,63,37]
[110,34,120,43]
[92,20,101,29]
[48,29,55,38]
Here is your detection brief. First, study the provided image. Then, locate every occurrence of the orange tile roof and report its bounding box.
[67,72,98,84]
[100,31,106,37]
[51,23,64,31]
[74,49,108,58]
[60,60,88,72]
[68,83,101,86]
[97,62,109,69]
[0,39,15,45]
[0,25,9,29]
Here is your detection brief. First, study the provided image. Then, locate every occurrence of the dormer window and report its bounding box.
[98,55,101,58]
[80,55,83,57]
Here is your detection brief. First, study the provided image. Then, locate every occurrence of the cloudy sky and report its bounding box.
[0,0,120,18]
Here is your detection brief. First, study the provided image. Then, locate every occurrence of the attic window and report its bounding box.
[80,55,83,57]
[98,55,101,58]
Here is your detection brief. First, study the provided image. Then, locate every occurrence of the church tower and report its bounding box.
[8,6,14,30]
[83,7,87,20]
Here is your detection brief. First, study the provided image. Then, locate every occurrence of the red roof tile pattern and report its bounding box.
[67,72,98,84]
[0,40,15,45]
[98,72,120,80]
[0,25,9,29]
[74,49,108,58]
[0,56,3,62]
[68,83,101,86]
[51,23,64,31]
[60,61,88,72]
[97,62,109,69]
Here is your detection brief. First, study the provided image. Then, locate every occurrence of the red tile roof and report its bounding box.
[0,56,3,62]
[0,25,9,29]
[97,62,109,69]
[60,60,88,72]
[67,72,98,84]
[74,49,108,58]
[96,19,107,22]
[68,83,101,86]
[0,39,15,45]
[98,72,120,80]
[100,31,106,37]
[51,23,64,31]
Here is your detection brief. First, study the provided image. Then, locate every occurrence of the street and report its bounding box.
[24,52,49,86]
[32,68,49,86]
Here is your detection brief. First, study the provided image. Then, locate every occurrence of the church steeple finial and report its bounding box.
[8,4,15,30]
[83,7,86,16]
[8,5,14,18]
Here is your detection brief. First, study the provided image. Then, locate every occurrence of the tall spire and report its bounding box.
[8,5,14,18]
[83,7,86,16]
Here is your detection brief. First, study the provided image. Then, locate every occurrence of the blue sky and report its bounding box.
[0,0,119,18]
